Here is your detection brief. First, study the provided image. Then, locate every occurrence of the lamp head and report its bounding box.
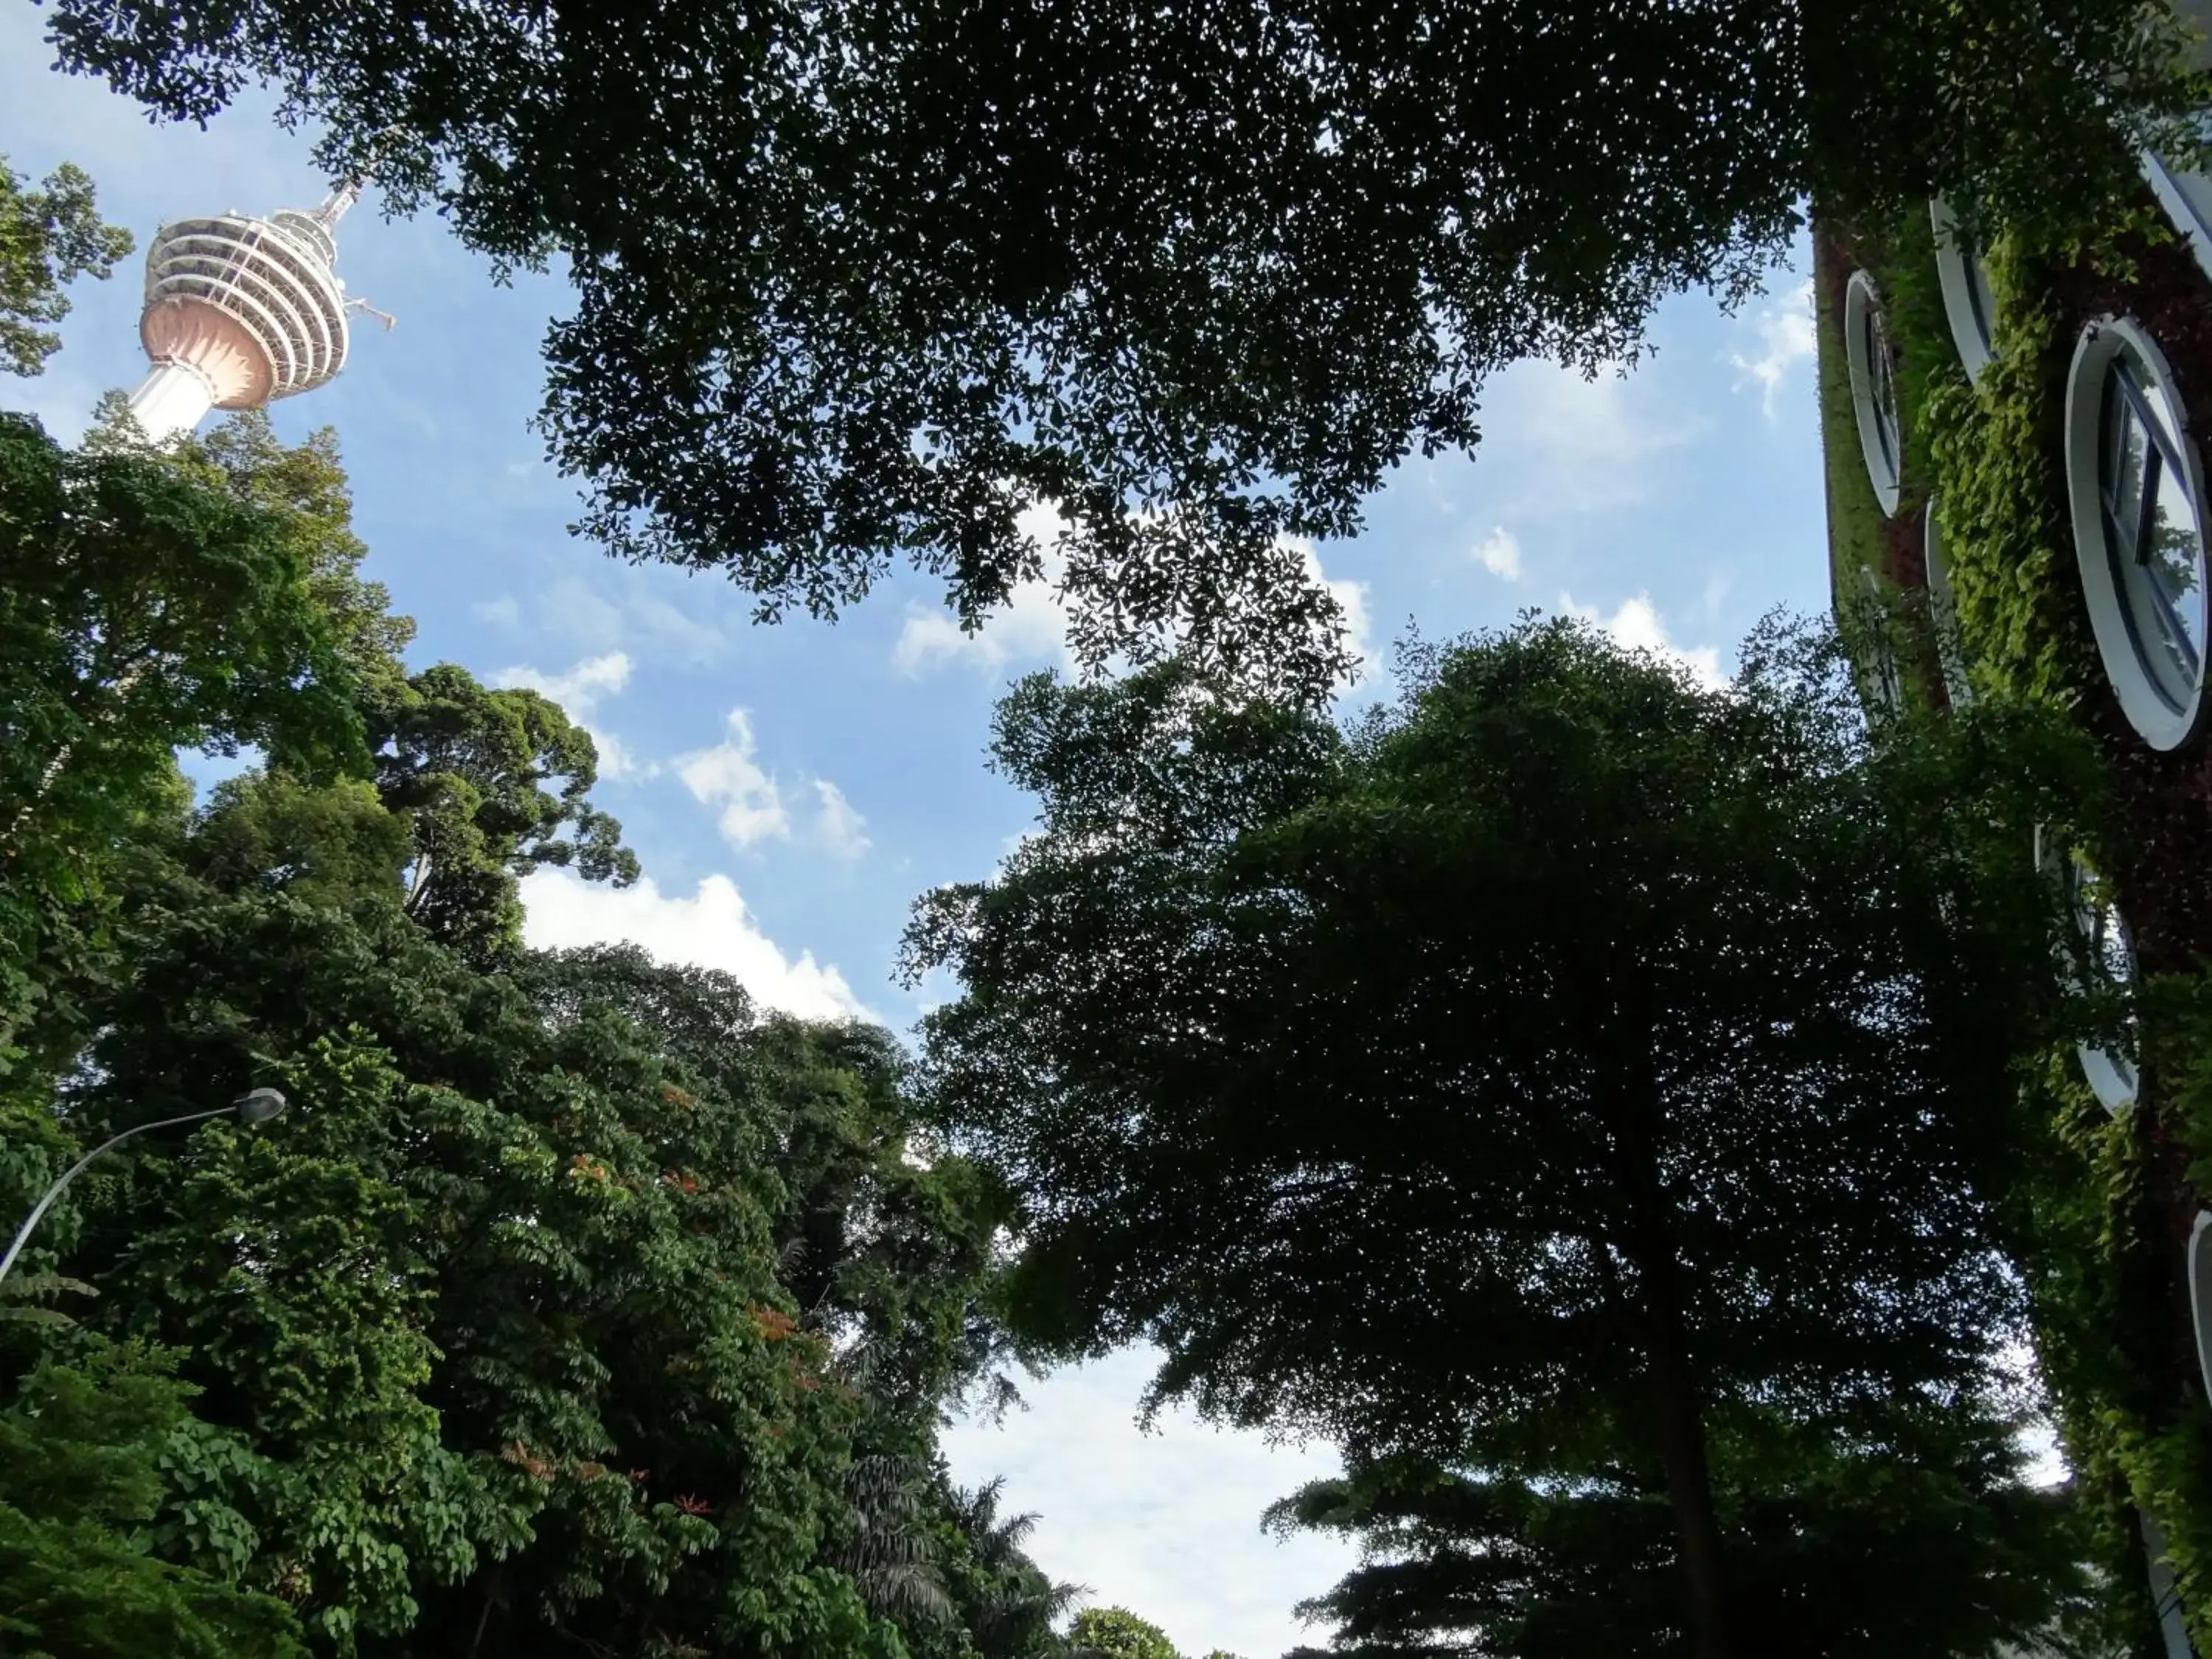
[232,1087,288,1125]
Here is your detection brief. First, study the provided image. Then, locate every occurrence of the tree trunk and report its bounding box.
[1638,1241,1733,1659]
[465,1562,504,1659]
[1611,1040,1733,1659]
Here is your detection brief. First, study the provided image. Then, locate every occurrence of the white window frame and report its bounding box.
[1922,499,1972,706]
[2072,858,2140,1113]
[2142,7,2212,286]
[2191,1212,2212,1405]
[2143,1510,2198,1659]
[2143,149,2212,287]
[1853,566,1903,720]
[2036,828,2140,1113]
[1928,198,1997,384]
[1843,270,1904,516]
[2064,317,2212,752]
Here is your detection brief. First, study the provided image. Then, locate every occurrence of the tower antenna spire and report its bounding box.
[312,175,364,232]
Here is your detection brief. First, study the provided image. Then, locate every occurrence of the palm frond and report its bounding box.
[834,1453,953,1627]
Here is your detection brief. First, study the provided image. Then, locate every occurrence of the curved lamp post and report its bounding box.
[0,1088,288,1287]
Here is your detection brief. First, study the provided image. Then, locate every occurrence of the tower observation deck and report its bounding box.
[125,180,380,439]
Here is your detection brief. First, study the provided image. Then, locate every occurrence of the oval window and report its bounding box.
[2144,145,2212,288]
[1923,500,1972,706]
[2068,856,2140,1113]
[1844,271,1904,516]
[1930,198,1997,383]
[1852,566,1903,720]
[2142,1510,2197,1659]
[2065,318,2211,751]
[2191,1213,2212,1406]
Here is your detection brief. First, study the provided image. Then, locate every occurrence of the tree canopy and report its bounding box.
[1269,1423,2093,1659]
[0,406,1054,1659]
[0,156,131,378]
[905,618,2102,1656]
[0,410,367,1068]
[0,1344,310,1659]
[1068,1606,1181,1659]
[35,0,2208,697]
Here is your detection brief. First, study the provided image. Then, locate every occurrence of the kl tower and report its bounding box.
[124,178,385,440]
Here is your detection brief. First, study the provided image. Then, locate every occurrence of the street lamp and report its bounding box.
[0,1088,289,1286]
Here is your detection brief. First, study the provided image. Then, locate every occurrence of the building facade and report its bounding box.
[1818,6,2212,1651]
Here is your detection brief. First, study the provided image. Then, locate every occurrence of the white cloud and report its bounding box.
[1280,538,1374,686]
[894,581,1074,676]
[676,711,869,862]
[534,577,630,652]
[520,869,869,1022]
[622,588,731,664]
[475,594,522,630]
[941,1347,1357,1659]
[496,650,632,710]
[1473,525,1523,581]
[1419,456,1458,516]
[1495,361,1701,517]
[1701,568,1732,622]
[678,709,790,849]
[521,572,729,665]
[491,651,650,780]
[1728,279,1818,420]
[812,779,872,861]
[895,503,1077,677]
[1559,591,1726,689]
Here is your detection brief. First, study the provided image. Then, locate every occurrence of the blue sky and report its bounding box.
[3,12,1833,1652]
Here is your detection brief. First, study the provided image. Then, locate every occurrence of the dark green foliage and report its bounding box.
[936,1479,1085,1659]
[1272,1412,2097,1659]
[366,664,639,958]
[0,411,365,1068]
[0,406,1024,1659]
[907,617,2098,1655]
[0,1343,308,1659]
[163,412,420,695]
[1068,1606,1180,1659]
[42,806,905,1655]
[0,156,131,379]
[35,0,2208,697]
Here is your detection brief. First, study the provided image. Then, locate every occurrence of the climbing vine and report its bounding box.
[1818,170,2212,1651]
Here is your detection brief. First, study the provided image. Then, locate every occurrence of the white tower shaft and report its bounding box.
[125,361,220,441]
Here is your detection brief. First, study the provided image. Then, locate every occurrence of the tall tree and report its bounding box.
[938,1478,1085,1659]
[1,411,1019,1658]
[35,1,2202,698]
[38,753,875,1656]
[903,619,2097,1657]
[0,155,131,378]
[1069,1606,1182,1659]
[365,664,639,958]
[0,1343,309,1659]
[1270,1413,2096,1659]
[0,411,364,1067]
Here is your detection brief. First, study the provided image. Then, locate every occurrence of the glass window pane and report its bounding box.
[1966,256,1997,351]
[2101,346,2211,706]
[2143,457,2206,681]
[2102,382,2150,560]
[1865,311,1900,472]
[2120,355,2190,470]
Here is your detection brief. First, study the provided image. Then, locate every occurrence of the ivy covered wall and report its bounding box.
[1816,170,2212,1654]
